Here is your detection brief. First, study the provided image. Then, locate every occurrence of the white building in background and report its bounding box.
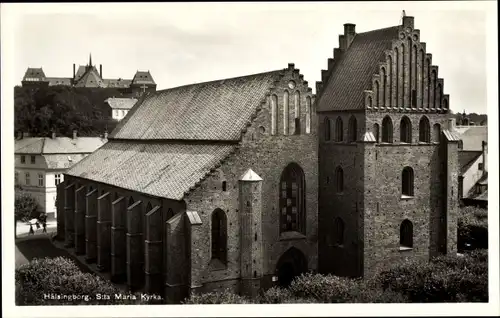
[105,97,138,121]
[14,131,107,219]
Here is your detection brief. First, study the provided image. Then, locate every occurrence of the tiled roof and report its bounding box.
[104,78,132,88]
[110,70,283,141]
[74,65,87,82]
[43,154,88,169]
[131,71,156,85]
[105,97,138,110]
[65,141,235,200]
[468,190,488,202]
[454,125,487,151]
[47,77,72,86]
[74,67,105,88]
[443,129,461,142]
[458,150,482,174]
[15,137,106,154]
[23,68,47,81]
[318,26,399,111]
[186,211,202,225]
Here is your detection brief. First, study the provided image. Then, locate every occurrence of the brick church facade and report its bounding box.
[55,15,459,303]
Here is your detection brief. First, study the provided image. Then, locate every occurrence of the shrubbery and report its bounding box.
[182,289,251,304]
[15,257,161,305]
[458,206,488,251]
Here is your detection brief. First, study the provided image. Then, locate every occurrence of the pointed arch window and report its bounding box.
[333,217,345,246]
[382,116,393,143]
[348,116,357,142]
[400,219,413,248]
[271,95,278,135]
[419,116,431,143]
[279,163,306,234]
[373,123,380,143]
[335,116,343,142]
[324,117,331,141]
[294,91,301,135]
[402,167,414,197]
[381,68,386,106]
[305,96,311,134]
[400,116,412,143]
[335,166,344,193]
[211,208,227,264]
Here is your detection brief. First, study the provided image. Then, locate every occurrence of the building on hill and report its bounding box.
[105,97,138,121]
[55,14,459,303]
[15,131,107,219]
[21,54,156,97]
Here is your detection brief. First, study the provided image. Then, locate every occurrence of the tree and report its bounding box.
[14,192,40,238]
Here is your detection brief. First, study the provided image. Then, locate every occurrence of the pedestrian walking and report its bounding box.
[42,220,47,233]
[29,224,35,235]
[36,221,40,230]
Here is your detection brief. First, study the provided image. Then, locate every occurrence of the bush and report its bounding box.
[258,286,317,304]
[458,206,488,251]
[15,257,161,305]
[183,289,250,304]
[374,252,488,302]
[15,192,40,222]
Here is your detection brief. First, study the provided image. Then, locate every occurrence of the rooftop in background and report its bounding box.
[458,150,483,175]
[105,97,138,110]
[15,134,107,154]
[454,125,488,151]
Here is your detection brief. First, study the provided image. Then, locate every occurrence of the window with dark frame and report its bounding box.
[21,155,26,164]
[411,89,417,107]
[211,208,227,264]
[418,116,431,143]
[400,116,412,143]
[324,117,331,141]
[31,155,36,164]
[382,116,393,143]
[348,116,357,142]
[335,166,344,193]
[279,163,306,234]
[402,167,414,196]
[400,219,413,248]
[335,117,344,142]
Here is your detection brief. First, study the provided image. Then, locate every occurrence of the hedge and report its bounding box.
[15,257,162,305]
[458,206,488,251]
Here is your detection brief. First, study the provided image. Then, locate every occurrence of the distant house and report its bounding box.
[21,54,157,97]
[105,97,138,121]
[15,131,107,219]
[457,141,488,208]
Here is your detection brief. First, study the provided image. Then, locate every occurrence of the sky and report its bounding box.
[3,2,494,114]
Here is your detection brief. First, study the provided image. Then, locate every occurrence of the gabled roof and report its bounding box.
[318,26,399,111]
[110,70,283,141]
[458,150,482,174]
[131,71,156,85]
[74,66,105,88]
[43,154,88,169]
[74,65,87,82]
[23,68,48,82]
[66,141,235,200]
[105,97,138,110]
[15,137,106,154]
[454,125,487,151]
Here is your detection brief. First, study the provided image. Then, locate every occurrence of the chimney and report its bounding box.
[448,118,456,131]
[72,130,77,139]
[73,63,76,79]
[343,23,356,49]
[100,64,102,78]
[339,35,347,51]
[402,16,414,29]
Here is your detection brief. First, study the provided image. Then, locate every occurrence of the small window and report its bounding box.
[333,217,345,246]
[382,116,393,143]
[418,116,431,143]
[478,163,484,170]
[25,172,31,185]
[222,181,227,192]
[55,174,61,185]
[347,116,357,142]
[335,166,344,193]
[21,155,26,164]
[458,140,463,149]
[400,219,413,248]
[400,116,412,143]
[324,117,331,141]
[335,117,344,142]
[211,208,228,264]
[402,167,414,197]
[411,89,417,107]
[38,174,44,187]
[373,123,380,143]
[31,155,36,164]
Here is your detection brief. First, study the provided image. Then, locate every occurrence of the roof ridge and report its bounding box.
[356,25,400,36]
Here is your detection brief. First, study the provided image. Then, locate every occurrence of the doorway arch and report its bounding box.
[275,247,308,287]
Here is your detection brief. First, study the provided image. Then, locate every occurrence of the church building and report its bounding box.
[55,15,459,303]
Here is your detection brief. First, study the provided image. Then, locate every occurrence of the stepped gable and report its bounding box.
[110,70,284,141]
[317,16,450,113]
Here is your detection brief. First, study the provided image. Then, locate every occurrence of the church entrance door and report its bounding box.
[275,247,308,287]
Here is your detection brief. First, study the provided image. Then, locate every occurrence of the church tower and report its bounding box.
[316,14,459,278]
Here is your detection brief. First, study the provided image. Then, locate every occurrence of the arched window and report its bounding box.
[402,167,414,196]
[335,166,344,193]
[400,219,413,248]
[335,116,343,142]
[388,55,393,107]
[373,123,380,143]
[433,123,441,143]
[211,208,227,264]
[324,117,331,141]
[279,163,306,234]
[305,96,311,134]
[382,116,393,143]
[400,116,412,143]
[348,116,357,142]
[375,81,380,107]
[283,91,289,135]
[458,140,463,150]
[271,95,278,135]
[333,217,345,246]
[418,116,431,143]
[395,47,399,106]
[294,91,301,135]
[381,68,386,106]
